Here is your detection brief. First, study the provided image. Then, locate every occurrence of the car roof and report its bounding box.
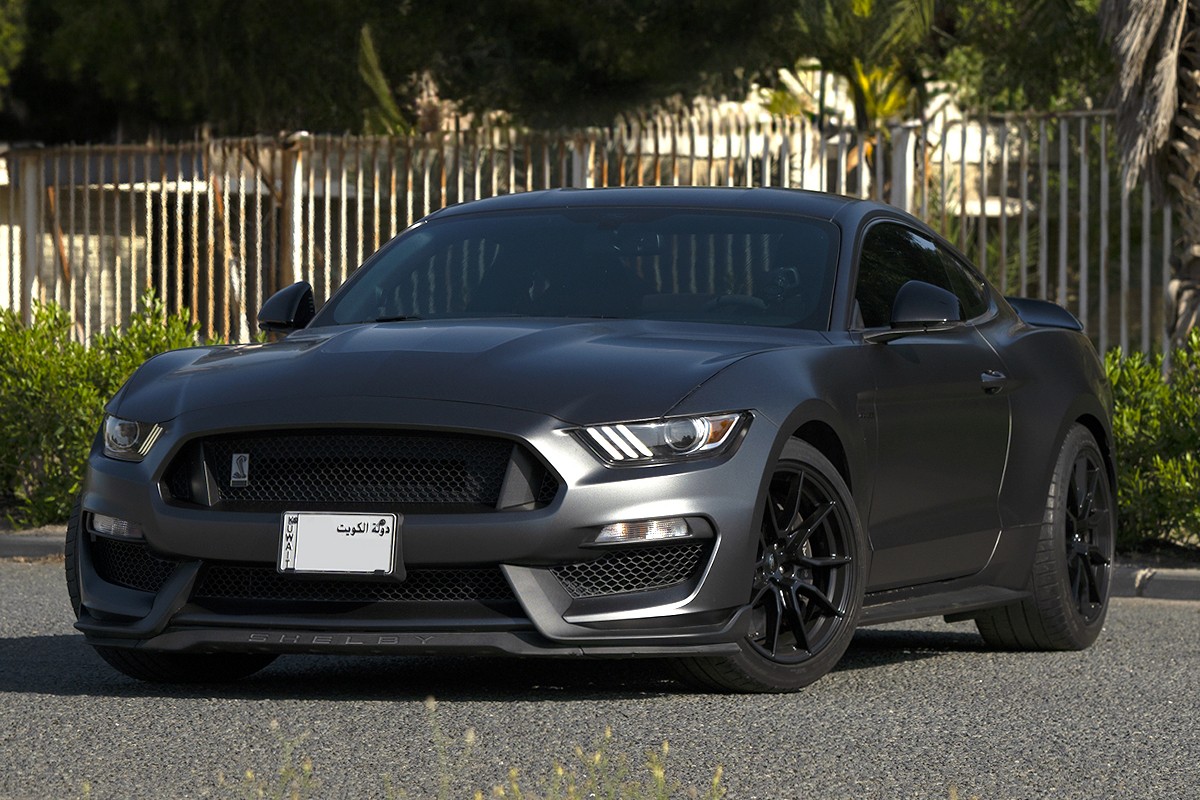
[425,186,883,223]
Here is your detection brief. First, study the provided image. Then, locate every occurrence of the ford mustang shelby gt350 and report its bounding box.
[68,187,1115,692]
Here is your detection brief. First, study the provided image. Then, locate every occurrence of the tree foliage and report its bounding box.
[421,0,793,127]
[937,0,1111,112]
[34,0,381,135]
[6,0,793,138]
[0,0,1121,140]
[789,0,929,130]
[0,0,25,109]
[785,0,1112,132]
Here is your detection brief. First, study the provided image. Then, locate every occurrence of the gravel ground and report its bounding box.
[2,559,1198,799]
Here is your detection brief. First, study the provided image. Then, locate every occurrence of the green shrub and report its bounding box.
[1106,330,1200,548]
[0,292,202,526]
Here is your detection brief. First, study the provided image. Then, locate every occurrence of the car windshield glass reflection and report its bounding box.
[323,209,839,329]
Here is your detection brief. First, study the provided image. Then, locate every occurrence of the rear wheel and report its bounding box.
[975,424,1114,650]
[65,499,277,683]
[674,440,866,692]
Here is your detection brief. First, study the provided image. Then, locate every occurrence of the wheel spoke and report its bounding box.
[795,580,843,617]
[1069,555,1084,604]
[1082,558,1102,605]
[749,580,773,607]
[786,583,811,653]
[763,588,785,657]
[783,501,836,555]
[1080,465,1100,523]
[1086,545,1110,567]
[768,472,803,541]
[782,471,807,539]
[1071,457,1089,518]
[1084,506,1110,532]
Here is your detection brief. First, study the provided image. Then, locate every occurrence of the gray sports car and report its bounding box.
[68,187,1115,692]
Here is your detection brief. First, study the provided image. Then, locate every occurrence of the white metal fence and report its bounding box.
[0,108,1173,353]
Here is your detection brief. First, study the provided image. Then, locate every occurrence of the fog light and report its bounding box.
[595,518,690,544]
[91,513,144,539]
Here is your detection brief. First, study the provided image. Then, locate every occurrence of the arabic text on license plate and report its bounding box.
[278,512,397,575]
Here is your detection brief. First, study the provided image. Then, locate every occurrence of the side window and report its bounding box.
[936,246,990,320]
[854,222,990,328]
[854,223,952,328]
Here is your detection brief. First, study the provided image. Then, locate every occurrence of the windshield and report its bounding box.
[318,207,840,329]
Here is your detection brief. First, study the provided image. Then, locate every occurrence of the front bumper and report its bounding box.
[75,396,776,656]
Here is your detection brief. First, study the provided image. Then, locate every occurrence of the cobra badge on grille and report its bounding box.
[230,453,249,487]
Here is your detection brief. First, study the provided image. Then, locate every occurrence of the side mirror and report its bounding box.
[258,281,315,332]
[891,280,963,327]
[865,280,963,343]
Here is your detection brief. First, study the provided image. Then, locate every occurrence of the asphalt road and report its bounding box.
[1,559,1197,800]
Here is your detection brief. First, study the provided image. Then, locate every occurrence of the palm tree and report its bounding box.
[1101,0,1200,347]
[791,0,940,132]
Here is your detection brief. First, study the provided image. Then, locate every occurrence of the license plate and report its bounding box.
[278,512,398,575]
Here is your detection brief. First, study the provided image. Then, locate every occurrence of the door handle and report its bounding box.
[981,370,1008,394]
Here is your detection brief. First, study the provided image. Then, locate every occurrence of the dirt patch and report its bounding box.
[3,554,64,564]
[0,520,68,536]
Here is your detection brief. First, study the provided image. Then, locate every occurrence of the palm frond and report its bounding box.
[1103,0,1188,190]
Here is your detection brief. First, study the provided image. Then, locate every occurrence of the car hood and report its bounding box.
[113,319,826,425]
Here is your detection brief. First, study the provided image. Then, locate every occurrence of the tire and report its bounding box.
[975,423,1115,650]
[64,498,83,618]
[65,498,277,683]
[674,439,867,692]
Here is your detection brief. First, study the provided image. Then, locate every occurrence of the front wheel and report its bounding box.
[975,423,1115,650]
[674,439,867,692]
[65,499,278,683]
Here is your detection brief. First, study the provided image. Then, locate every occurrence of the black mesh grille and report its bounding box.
[90,537,178,593]
[164,430,558,511]
[194,565,516,603]
[550,542,710,599]
[536,470,559,505]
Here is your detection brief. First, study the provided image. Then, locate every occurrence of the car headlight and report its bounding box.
[102,415,163,462]
[576,412,748,465]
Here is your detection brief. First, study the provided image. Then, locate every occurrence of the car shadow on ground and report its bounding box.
[0,626,989,700]
[836,627,989,673]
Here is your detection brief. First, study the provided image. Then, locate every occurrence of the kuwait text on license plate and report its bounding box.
[278,512,397,575]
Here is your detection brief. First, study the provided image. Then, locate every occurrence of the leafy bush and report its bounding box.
[0,292,202,526]
[1106,330,1200,548]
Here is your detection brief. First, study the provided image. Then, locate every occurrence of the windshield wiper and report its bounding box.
[371,315,423,323]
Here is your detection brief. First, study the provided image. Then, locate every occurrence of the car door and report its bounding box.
[854,221,1012,591]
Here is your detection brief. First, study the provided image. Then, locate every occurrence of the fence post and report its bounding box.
[18,148,43,326]
[570,133,595,188]
[889,125,916,213]
[279,134,306,288]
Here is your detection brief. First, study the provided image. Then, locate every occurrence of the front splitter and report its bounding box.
[79,626,743,658]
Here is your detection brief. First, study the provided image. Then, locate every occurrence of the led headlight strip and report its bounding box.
[102,415,165,462]
[578,412,747,465]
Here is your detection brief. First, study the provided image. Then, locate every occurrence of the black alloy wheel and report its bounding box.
[674,439,866,692]
[1064,445,1112,624]
[747,457,857,663]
